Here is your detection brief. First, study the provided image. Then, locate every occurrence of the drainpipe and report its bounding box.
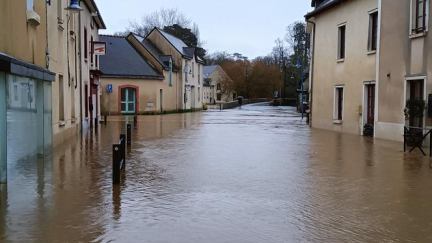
[307,20,316,127]
[78,2,83,132]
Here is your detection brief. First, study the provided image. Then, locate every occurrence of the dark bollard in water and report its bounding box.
[105,115,107,125]
[112,144,121,184]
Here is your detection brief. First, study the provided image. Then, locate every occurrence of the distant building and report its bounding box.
[203,65,236,104]
[99,35,175,115]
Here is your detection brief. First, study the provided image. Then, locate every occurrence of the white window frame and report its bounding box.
[26,0,34,10]
[409,0,429,36]
[333,85,345,122]
[337,23,347,61]
[367,9,379,53]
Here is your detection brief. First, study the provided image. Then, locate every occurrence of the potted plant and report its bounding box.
[404,99,426,146]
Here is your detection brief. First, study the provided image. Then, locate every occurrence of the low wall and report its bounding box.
[207,98,271,110]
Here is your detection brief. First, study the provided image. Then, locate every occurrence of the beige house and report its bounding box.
[203,65,237,104]
[306,0,379,136]
[48,0,105,146]
[79,0,106,129]
[375,0,432,142]
[100,28,204,115]
[307,0,432,142]
[0,0,55,183]
[99,35,177,115]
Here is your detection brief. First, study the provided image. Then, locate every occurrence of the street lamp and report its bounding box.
[65,0,83,12]
[296,60,305,121]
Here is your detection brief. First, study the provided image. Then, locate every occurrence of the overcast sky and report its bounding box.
[95,0,312,59]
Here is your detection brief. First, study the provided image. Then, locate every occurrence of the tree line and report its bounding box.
[116,8,309,99]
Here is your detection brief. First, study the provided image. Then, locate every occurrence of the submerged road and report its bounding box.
[1,103,432,242]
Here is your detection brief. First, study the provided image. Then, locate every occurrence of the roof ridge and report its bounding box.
[99,34,125,38]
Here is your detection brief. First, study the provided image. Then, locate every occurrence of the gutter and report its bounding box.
[305,0,348,19]
[307,20,316,127]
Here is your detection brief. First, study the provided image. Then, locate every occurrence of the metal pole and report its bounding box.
[429,130,431,157]
[404,127,406,152]
[127,124,131,146]
[113,144,120,184]
[120,134,126,166]
[104,115,107,125]
[301,66,304,121]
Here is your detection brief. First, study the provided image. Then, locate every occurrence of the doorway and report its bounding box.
[407,80,425,127]
[366,84,375,125]
[121,87,136,114]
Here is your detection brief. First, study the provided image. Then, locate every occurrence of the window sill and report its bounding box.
[337,59,345,63]
[59,121,66,127]
[333,120,343,124]
[367,50,376,55]
[409,31,427,39]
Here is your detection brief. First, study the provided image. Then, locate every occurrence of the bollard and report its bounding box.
[134,115,138,125]
[113,144,121,184]
[95,117,98,128]
[220,104,222,110]
[127,124,132,146]
[105,115,107,125]
[403,127,406,152]
[120,134,126,166]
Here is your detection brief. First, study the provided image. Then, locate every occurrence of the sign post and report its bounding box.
[107,84,113,116]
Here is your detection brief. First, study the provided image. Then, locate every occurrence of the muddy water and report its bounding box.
[1,103,432,242]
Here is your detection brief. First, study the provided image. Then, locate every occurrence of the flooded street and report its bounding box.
[1,103,432,242]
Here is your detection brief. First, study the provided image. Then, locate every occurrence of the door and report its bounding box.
[92,94,97,118]
[409,80,424,127]
[366,84,375,125]
[121,88,136,114]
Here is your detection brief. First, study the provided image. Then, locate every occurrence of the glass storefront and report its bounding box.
[5,74,52,166]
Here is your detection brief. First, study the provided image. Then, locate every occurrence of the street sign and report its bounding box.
[274,91,279,98]
[93,42,107,55]
[107,84,113,93]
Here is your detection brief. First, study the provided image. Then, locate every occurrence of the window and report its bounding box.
[26,0,34,10]
[185,60,189,82]
[217,93,222,101]
[59,75,65,121]
[198,65,200,84]
[14,85,18,101]
[338,25,346,60]
[57,0,63,22]
[91,36,94,64]
[414,0,427,33]
[368,11,378,51]
[217,83,221,90]
[84,28,88,60]
[334,86,344,121]
[198,87,200,101]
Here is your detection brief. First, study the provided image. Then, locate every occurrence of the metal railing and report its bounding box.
[403,126,432,157]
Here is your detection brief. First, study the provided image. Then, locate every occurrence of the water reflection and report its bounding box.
[1,104,432,242]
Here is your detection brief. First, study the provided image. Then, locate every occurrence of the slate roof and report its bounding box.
[156,29,193,58]
[203,65,218,78]
[99,35,164,79]
[305,0,347,19]
[130,33,180,71]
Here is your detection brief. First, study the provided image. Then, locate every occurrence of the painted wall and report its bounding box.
[80,3,103,130]
[100,74,180,115]
[375,0,432,142]
[48,0,80,146]
[0,0,47,67]
[147,30,203,110]
[310,0,378,135]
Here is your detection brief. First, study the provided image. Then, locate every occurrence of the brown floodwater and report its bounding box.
[1,103,432,242]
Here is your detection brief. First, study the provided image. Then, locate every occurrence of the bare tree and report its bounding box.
[127,8,193,37]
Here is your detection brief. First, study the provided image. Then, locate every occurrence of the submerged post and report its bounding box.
[127,124,131,146]
[403,127,406,152]
[105,115,107,125]
[120,134,126,165]
[134,114,137,125]
[430,129,432,158]
[113,144,120,184]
